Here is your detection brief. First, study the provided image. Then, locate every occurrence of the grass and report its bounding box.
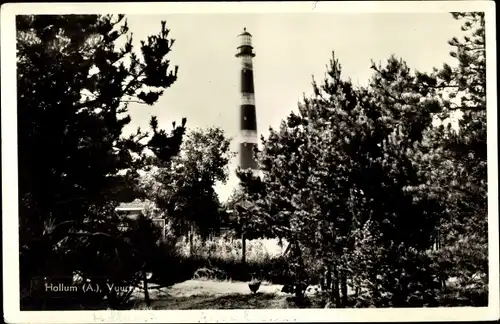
[146,292,286,309]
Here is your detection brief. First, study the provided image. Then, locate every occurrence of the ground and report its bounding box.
[131,279,324,309]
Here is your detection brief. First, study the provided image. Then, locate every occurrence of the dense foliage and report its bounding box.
[17,14,186,309]
[140,127,235,240]
[237,12,489,307]
[419,12,488,305]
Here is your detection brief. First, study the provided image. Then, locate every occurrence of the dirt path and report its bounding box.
[168,280,287,297]
[132,280,293,309]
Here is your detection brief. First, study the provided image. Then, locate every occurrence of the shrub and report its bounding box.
[193,267,229,281]
[149,235,193,287]
[145,234,296,285]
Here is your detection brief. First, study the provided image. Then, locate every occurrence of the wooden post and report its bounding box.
[143,271,151,307]
[189,224,194,256]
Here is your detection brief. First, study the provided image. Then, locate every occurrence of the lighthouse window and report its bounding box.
[241,35,252,46]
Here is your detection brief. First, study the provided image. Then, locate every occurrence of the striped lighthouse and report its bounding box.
[236,28,259,175]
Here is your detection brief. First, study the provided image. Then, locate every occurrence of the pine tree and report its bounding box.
[417,12,488,305]
[347,56,444,307]
[238,52,445,307]
[17,14,186,308]
[237,54,362,305]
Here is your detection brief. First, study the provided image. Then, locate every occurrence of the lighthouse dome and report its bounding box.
[239,27,252,37]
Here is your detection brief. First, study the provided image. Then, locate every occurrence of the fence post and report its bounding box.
[241,227,246,266]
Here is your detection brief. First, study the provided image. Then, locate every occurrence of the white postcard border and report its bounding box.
[2,1,498,323]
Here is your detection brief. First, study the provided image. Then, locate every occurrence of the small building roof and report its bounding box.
[116,198,151,211]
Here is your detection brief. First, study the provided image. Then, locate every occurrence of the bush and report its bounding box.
[193,267,229,281]
[149,235,193,286]
[149,239,293,285]
[149,235,292,284]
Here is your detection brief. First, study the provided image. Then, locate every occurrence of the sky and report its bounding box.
[121,13,463,202]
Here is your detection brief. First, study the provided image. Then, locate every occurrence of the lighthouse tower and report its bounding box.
[236,28,259,175]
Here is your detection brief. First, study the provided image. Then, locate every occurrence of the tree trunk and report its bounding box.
[161,222,166,242]
[340,271,348,307]
[354,276,360,297]
[292,239,306,307]
[325,267,332,292]
[333,266,341,308]
[143,271,151,307]
[295,281,306,307]
[371,270,379,300]
[320,264,329,291]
